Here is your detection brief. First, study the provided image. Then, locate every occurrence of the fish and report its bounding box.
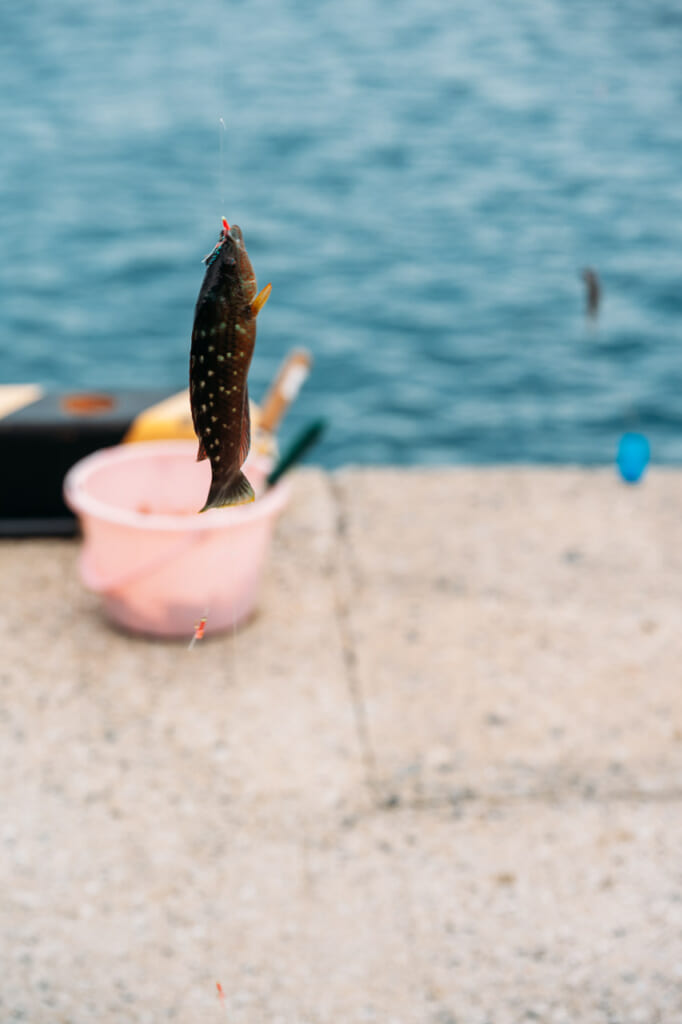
[190,217,271,511]
[581,267,600,319]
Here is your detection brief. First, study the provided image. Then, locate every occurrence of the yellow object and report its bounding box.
[122,389,196,443]
[122,388,275,457]
[0,384,42,419]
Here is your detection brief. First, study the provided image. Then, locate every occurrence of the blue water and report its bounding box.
[1,0,681,466]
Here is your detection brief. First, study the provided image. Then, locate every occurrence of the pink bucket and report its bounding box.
[63,440,289,638]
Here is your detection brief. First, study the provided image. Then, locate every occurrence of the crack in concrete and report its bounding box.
[328,473,384,807]
[359,786,682,819]
[327,474,436,1004]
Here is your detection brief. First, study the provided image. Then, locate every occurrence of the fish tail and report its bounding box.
[200,470,255,512]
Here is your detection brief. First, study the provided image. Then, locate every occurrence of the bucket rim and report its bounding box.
[63,439,290,532]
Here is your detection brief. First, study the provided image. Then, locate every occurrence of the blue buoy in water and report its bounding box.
[617,432,650,483]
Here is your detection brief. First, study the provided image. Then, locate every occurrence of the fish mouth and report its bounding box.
[219,216,243,246]
[202,219,241,265]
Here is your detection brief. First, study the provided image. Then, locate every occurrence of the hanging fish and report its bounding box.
[190,217,271,511]
[581,267,600,319]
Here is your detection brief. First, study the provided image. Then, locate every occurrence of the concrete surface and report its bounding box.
[0,467,681,1023]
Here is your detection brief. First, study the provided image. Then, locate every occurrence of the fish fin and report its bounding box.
[250,283,271,317]
[196,437,208,462]
[199,470,255,512]
[239,388,251,466]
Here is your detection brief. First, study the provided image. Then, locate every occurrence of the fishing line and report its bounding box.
[218,116,227,213]
[216,0,228,215]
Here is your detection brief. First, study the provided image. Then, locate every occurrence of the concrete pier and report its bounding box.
[1,468,681,1023]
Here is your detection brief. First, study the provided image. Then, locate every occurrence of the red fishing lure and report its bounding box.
[188,615,207,650]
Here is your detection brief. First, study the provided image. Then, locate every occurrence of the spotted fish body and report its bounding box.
[190,220,271,512]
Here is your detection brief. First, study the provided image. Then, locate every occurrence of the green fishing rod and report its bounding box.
[266,418,327,489]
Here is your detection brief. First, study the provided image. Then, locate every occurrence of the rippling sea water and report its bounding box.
[1,0,681,465]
